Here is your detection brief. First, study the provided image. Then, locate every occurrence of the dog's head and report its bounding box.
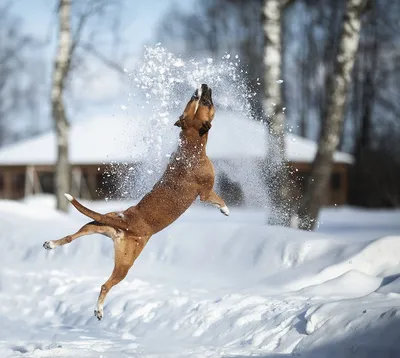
[174,84,215,136]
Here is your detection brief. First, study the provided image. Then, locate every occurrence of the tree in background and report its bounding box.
[293,0,345,141]
[52,0,72,212]
[262,0,295,226]
[297,0,369,230]
[349,0,400,207]
[0,3,43,147]
[157,0,265,118]
[52,0,125,212]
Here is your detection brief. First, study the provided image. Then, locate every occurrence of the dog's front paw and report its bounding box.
[94,309,103,321]
[220,206,230,216]
[43,241,55,250]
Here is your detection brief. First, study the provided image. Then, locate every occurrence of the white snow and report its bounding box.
[0,112,353,165]
[0,196,399,357]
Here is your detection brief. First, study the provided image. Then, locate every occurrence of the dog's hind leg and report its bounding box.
[43,221,117,250]
[94,236,147,320]
[200,190,230,216]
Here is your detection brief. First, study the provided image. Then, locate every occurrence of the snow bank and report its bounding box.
[1,198,400,357]
[3,199,399,295]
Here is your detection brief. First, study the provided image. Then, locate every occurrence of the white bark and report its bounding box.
[52,0,72,212]
[263,0,293,226]
[297,0,368,230]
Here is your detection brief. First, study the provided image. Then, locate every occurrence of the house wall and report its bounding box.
[0,162,351,206]
[0,163,143,200]
[291,162,350,206]
[0,166,26,199]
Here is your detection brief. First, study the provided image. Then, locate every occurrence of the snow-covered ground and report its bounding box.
[1,196,400,357]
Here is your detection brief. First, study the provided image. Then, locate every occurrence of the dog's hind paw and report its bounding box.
[43,241,55,250]
[220,206,230,216]
[94,309,103,321]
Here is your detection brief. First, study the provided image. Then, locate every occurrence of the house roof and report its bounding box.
[0,112,354,166]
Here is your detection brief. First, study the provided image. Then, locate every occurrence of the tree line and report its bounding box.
[158,0,400,228]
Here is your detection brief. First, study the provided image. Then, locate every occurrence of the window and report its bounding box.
[39,172,55,193]
[96,172,119,199]
[13,173,25,198]
[330,172,342,191]
[218,172,244,206]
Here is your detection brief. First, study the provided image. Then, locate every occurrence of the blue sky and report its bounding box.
[8,0,196,128]
[11,0,193,54]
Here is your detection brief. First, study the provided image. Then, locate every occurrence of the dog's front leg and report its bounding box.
[199,190,229,216]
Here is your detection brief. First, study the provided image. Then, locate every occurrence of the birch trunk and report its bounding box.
[51,0,72,212]
[297,0,368,230]
[263,0,292,226]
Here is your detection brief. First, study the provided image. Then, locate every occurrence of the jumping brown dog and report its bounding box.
[43,84,228,320]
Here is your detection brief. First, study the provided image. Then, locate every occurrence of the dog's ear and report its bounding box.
[199,121,212,136]
[174,115,185,128]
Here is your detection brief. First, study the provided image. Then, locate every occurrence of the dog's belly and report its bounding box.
[136,180,199,234]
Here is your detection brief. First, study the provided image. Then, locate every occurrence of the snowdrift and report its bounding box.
[1,198,400,357]
[2,199,400,294]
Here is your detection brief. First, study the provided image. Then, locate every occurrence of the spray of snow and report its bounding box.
[101,45,275,208]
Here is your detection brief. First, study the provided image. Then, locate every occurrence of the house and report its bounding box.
[0,112,353,206]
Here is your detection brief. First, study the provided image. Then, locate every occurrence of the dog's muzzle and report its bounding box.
[200,84,212,107]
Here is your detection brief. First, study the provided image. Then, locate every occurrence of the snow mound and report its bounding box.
[1,198,400,357]
[2,200,400,292]
[299,297,400,358]
[297,270,382,299]
[377,277,400,294]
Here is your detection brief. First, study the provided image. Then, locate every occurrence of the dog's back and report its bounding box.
[132,125,213,233]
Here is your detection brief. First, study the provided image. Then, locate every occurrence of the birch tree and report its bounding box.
[52,0,72,212]
[262,0,295,226]
[52,0,124,212]
[297,0,369,230]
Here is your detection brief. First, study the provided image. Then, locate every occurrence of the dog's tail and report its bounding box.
[64,193,129,231]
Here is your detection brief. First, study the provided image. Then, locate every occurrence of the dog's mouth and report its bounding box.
[174,84,213,128]
[190,84,212,106]
[199,84,212,107]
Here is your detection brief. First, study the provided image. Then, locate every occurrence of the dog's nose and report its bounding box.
[200,84,212,104]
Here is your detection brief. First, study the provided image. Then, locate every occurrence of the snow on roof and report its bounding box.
[0,112,354,166]
[0,116,150,166]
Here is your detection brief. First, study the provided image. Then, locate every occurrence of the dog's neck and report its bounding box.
[177,128,208,158]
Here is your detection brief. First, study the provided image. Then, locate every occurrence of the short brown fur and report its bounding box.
[43,84,228,320]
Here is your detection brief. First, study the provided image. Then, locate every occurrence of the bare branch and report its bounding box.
[281,0,296,9]
[80,42,125,74]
